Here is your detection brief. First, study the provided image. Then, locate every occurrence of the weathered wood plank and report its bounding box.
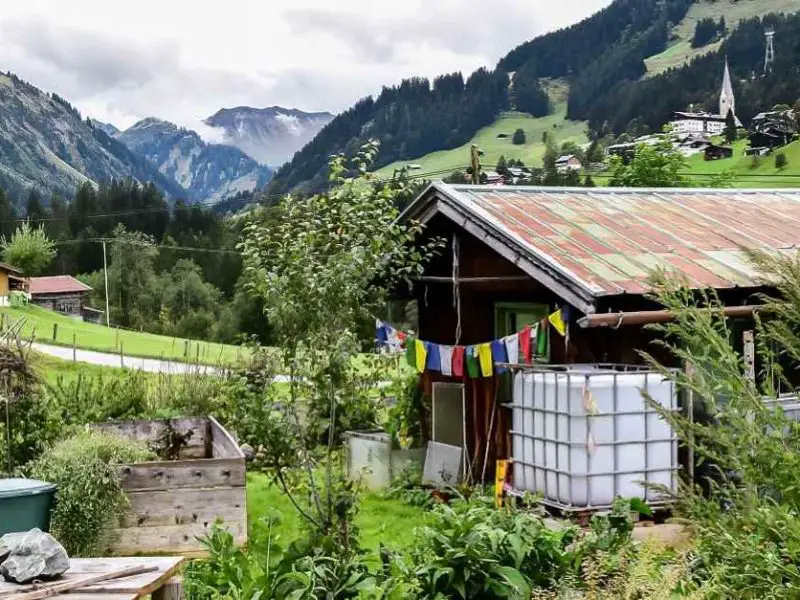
[92,418,210,459]
[116,457,245,491]
[122,486,246,528]
[111,521,247,556]
[0,558,183,596]
[151,577,183,600]
[209,416,243,459]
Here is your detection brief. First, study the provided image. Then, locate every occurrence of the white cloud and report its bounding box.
[0,0,611,131]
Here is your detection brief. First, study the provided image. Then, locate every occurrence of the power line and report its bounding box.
[54,237,242,256]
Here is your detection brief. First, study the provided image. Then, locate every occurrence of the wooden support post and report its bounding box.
[115,328,120,350]
[743,330,755,382]
[184,340,189,358]
[152,576,184,600]
[52,323,57,342]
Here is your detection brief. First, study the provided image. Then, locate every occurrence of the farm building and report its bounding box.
[703,144,733,161]
[555,155,581,174]
[29,275,92,317]
[0,263,27,306]
[395,183,796,486]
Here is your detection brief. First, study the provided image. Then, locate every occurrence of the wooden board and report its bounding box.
[116,457,245,491]
[122,486,246,527]
[111,521,247,556]
[209,416,244,459]
[92,418,210,460]
[0,557,183,598]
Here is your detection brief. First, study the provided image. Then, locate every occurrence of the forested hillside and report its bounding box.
[267,0,800,192]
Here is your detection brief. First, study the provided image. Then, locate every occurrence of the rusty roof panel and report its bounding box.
[441,185,800,296]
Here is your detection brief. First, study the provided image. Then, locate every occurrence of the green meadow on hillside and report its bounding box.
[378,81,588,178]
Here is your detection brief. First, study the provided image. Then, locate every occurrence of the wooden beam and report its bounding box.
[410,276,530,284]
[578,305,762,328]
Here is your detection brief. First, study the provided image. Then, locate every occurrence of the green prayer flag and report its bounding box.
[406,338,416,369]
[465,345,479,378]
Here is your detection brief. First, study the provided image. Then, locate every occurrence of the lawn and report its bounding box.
[377,80,588,178]
[32,352,130,385]
[0,305,245,366]
[644,0,798,76]
[683,138,800,187]
[246,472,428,563]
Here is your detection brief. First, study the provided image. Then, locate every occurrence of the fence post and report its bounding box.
[73,333,76,363]
[184,340,189,358]
[120,342,124,368]
[115,328,120,350]
[195,344,200,365]
[1,313,5,331]
[52,323,57,342]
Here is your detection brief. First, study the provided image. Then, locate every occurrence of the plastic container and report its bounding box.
[0,479,56,536]
[508,366,679,510]
[345,431,424,490]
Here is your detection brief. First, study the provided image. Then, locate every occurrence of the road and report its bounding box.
[32,342,221,375]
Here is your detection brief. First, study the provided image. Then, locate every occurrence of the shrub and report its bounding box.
[776,152,788,169]
[27,431,154,556]
[512,128,526,145]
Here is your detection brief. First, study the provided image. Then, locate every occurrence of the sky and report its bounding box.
[0,0,612,133]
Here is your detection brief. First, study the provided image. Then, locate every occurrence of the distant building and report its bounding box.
[704,144,734,161]
[748,110,797,149]
[671,59,741,135]
[29,275,92,318]
[555,155,582,173]
[0,264,26,306]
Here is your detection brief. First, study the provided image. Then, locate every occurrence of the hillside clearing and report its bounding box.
[1,305,244,366]
[683,139,800,187]
[377,80,587,177]
[644,0,799,76]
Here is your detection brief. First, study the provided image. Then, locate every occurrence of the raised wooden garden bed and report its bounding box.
[90,416,246,556]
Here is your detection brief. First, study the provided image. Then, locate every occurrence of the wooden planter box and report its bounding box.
[91,416,246,556]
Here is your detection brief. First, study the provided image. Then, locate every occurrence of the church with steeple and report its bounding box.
[671,59,741,135]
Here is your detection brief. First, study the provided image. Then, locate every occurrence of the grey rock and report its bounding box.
[240,443,255,461]
[0,529,69,584]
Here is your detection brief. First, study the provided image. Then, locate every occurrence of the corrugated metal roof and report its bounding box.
[29,275,92,295]
[419,184,800,298]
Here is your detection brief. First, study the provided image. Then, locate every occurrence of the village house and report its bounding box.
[29,275,92,318]
[397,182,796,487]
[0,263,26,306]
[703,143,734,160]
[554,155,581,173]
[670,60,741,136]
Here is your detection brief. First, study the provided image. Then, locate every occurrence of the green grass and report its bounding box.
[246,472,429,562]
[682,139,800,187]
[377,80,588,177]
[0,305,244,366]
[32,352,131,385]
[644,0,799,76]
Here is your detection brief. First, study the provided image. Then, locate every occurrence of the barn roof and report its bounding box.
[401,183,800,314]
[29,275,92,295]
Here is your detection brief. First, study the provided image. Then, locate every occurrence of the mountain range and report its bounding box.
[268,0,800,195]
[0,72,331,206]
[204,106,333,166]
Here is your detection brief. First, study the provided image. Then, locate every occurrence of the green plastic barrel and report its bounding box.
[0,479,56,536]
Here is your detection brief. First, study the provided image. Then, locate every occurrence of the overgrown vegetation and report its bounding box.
[27,430,154,556]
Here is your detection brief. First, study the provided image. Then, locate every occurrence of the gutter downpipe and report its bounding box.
[578,305,763,329]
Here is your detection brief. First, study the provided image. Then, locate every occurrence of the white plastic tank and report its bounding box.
[509,366,678,510]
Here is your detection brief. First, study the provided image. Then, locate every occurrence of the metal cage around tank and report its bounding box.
[503,364,680,512]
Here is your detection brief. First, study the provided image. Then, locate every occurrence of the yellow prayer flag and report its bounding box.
[477,343,493,377]
[414,339,427,373]
[548,308,567,337]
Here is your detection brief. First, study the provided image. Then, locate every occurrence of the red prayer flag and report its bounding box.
[519,326,532,364]
[452,346,465,377]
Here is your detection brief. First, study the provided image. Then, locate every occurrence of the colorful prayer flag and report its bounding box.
[439,345,454,377]
[491,339,508,373]
[452,346,465,377]
[519,326,532,364]
[406,338,416,368]
[548,308,567,337]
[536,321,548,358]
[503,334,519,364]
[426,343,442,372]
[465,345,479,378]
[477,343,493,377]
[414,339,427,373]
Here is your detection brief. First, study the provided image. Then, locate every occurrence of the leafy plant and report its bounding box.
[384,371,427,450]
[27,430,154,556]
[1,221,55,275]
[149,419,193,461]
[406,497,577,598]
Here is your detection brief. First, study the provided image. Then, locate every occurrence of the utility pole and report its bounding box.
[102,240,110,328]
[764,29,776,75]
[470,144,481,185]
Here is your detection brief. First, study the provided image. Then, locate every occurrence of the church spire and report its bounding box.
[720,57,735,118]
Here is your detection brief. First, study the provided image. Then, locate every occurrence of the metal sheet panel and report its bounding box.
[441,185,800,297]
